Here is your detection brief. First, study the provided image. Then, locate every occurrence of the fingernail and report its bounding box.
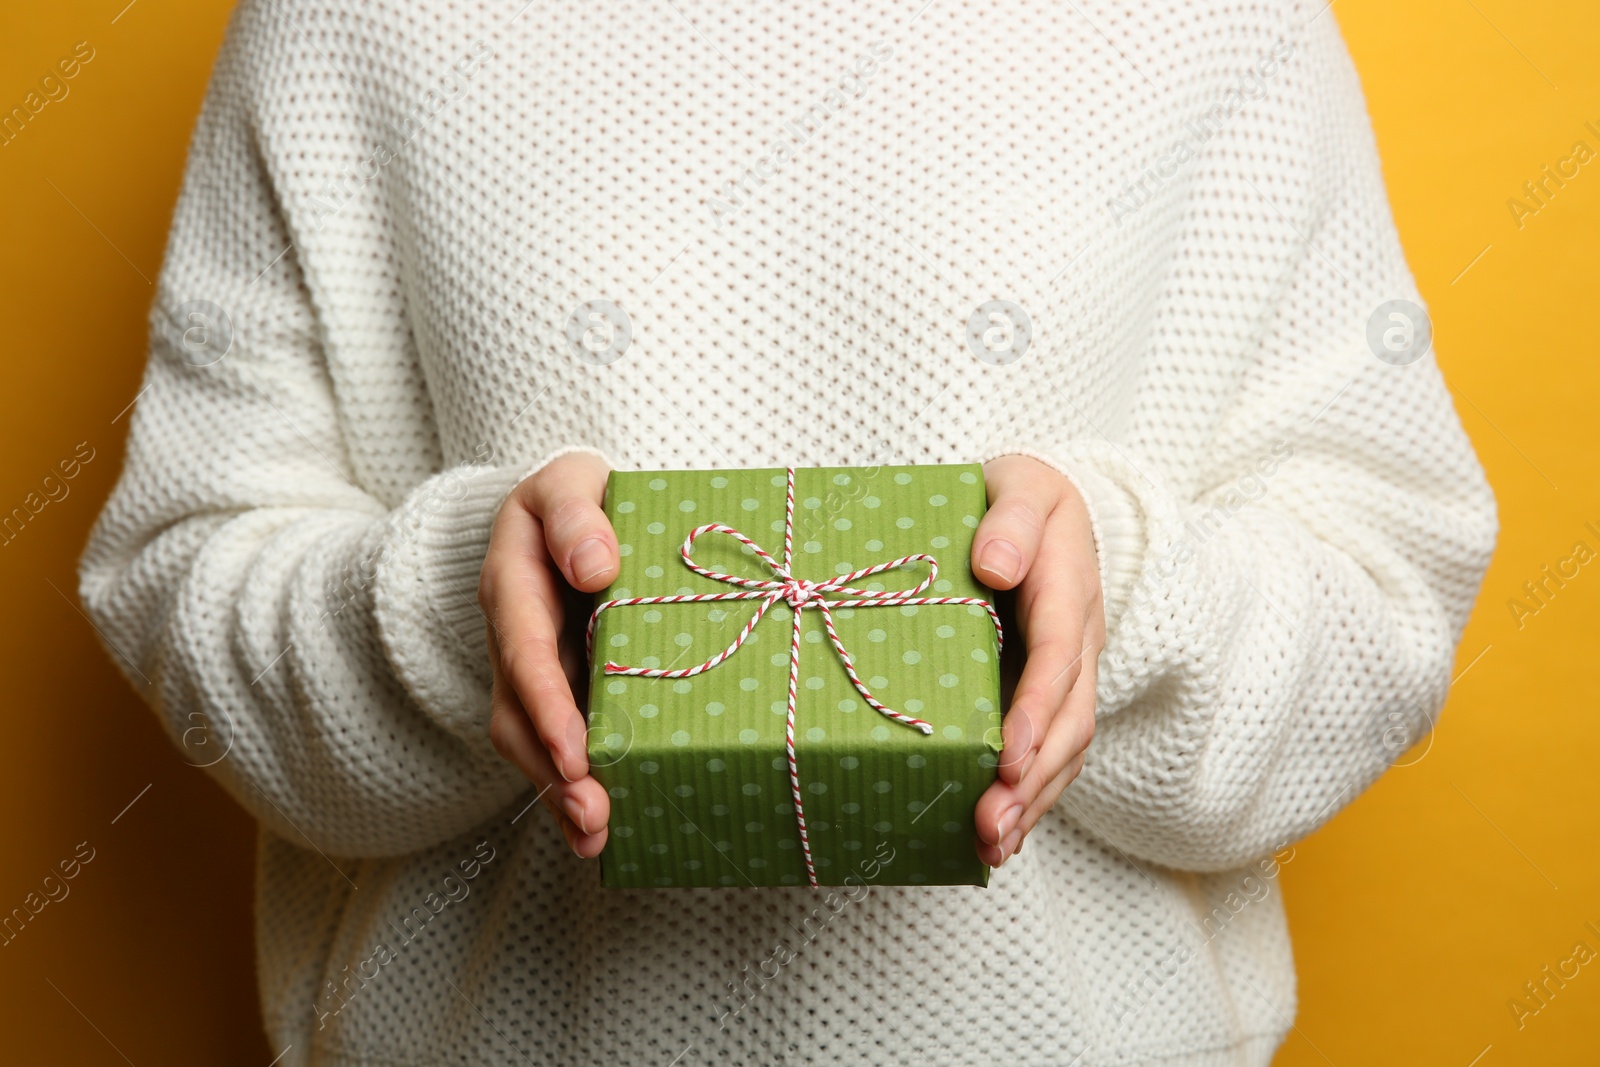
[999,826,1023,865]
[562,795,589,835]
[572,537,613,585]
[996,803,1023,844]
[560,821,586,859]
[979,540,1022,585]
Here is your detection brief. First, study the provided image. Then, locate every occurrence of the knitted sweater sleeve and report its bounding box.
[1027,23,1498,873]
[75,27,540,859]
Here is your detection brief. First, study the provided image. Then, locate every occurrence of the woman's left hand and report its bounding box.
[971,455,1105,867]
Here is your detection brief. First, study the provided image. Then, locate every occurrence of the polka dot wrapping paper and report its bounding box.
[586,464,1004,889]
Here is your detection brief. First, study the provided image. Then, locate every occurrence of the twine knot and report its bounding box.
[780,576,818,609]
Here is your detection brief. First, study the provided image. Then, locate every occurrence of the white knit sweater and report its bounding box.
[78,1,1496,1064]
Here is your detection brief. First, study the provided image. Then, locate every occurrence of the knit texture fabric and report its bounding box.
[78,1,1497,1064]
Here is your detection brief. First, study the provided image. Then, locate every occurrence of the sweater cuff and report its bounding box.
[372,445,614,741]
[978,447,1148,636]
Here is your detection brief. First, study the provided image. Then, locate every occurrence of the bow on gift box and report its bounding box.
[587,467,1003,888]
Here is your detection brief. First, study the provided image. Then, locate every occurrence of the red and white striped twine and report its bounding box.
[587,467,1003,888]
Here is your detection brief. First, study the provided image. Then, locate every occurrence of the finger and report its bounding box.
[482,514,588,783]
[972,458,1058,591]
[1004,756,1079,863]
[520,453,618,592]
[1010,658,1098,857]
[1000,506,1099,786]
[1020,753,1084,841]
[973,776,1024,865]
[487,669,551,784]
[998,612,1082,786]
[1013,644,1097,804]
[996,685,1048,784]
[998,824,1023,865]
[487,675,612,837]
[975,763,1069,868]
[1007,752,1089,860]
[557,808,609,859]
[975,652,1096,863]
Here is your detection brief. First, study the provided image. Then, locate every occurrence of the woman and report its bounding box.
[79,0,1496,1063]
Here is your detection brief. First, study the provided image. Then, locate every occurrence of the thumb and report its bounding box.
[520,452,618,592]
[973,456,1055,590]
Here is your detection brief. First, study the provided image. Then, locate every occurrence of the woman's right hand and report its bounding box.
[478,452,617,857]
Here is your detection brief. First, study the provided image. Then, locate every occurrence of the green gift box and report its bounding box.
[585,464,1004,889]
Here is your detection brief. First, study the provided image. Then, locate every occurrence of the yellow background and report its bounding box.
[0,2,1594,1063]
